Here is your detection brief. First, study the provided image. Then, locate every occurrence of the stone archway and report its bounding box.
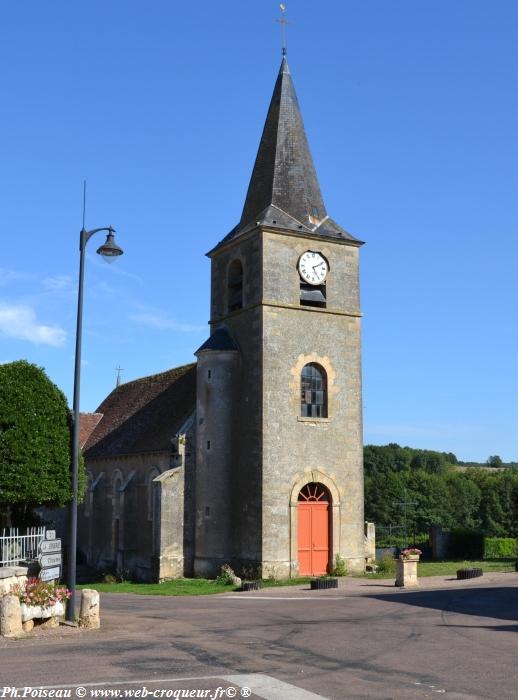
[289,470,341,577]
[297,483,331,575]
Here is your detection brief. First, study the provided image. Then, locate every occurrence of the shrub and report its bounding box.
[376,552,396,575]
[215,564,236,585]
[331,554,348,577]
[376,534,428,549]
[484,537,517,559]
[447,528,484,559]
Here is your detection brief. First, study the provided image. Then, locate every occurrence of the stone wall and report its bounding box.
[197,230,264,575]
[205,226,365,577]
[80,420,195,582]
[0,567,27,596]
[261,231,364,574]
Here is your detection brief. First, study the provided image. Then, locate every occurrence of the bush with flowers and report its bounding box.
[400,547,422,559]
[10,577,71,608]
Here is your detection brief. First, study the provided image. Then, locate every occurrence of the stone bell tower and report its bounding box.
[194,55,365,577]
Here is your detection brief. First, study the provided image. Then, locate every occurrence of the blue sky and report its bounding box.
[1,1,517,461]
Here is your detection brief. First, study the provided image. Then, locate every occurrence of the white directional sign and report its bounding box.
[45,530,56,540]
[39,539,62,554]
[39,553,62,568]
[40,566,60,582]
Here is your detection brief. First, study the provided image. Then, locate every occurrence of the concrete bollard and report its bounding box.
[79,589,100,629]
[0,595,23,638]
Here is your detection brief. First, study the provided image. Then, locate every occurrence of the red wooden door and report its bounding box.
[297,500,330,576]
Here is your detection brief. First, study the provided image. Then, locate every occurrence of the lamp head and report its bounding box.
[96,228,123,264]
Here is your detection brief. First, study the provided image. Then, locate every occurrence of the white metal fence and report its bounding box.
[0,527,46,566]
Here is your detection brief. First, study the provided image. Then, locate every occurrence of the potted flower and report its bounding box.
[10,578,71,622]
[400,547,422,561]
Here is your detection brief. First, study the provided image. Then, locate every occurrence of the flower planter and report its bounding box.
[310,578,338,590]
[395,557,419,587]
[20,601,65,622]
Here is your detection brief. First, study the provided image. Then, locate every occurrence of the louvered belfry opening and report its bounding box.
[227,259,243,312]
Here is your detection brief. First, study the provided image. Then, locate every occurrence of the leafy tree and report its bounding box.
[363,444,518,538]
[0,360,83,526]
[405,471,452,532]
[487,455,503,468]
[364,470,407,525]
[445,472,482,530]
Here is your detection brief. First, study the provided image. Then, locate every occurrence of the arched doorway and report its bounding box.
[297,483,330,576]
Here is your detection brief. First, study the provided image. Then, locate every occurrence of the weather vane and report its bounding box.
[276,4,289,56]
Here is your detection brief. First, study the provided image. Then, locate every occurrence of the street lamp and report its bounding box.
[66,225,123,623]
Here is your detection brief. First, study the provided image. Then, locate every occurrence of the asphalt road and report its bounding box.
[1,574,518,700]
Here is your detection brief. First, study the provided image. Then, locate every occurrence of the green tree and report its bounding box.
[0,360,83,526]
[364,470,407,525]
[445,472,481,530]
[487,455,503,468]
[406,471,452,532]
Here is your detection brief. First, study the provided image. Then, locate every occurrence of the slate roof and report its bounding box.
[195,327,239,354]
[84,363,196,460]
[210,57,362,254]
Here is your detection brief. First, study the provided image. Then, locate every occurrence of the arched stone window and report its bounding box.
[112,471,123,562]
[301,363,327,418]
[147,468,160,521]
[112,472,123,519]
[147,469,161,555]
[227,259,243,312]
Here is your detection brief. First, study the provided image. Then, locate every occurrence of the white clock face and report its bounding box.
[298,251,328,285]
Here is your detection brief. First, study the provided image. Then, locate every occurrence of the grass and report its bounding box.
[78,576,313,596]
[417,559,515,577]
[361,558,516,579]
[77,578,237,596]
[78,560,516,595]
[260,576,312,587]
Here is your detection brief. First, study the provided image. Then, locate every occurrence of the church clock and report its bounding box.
[298,251,328,285]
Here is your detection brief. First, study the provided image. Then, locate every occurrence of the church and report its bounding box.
[78,54,372,581]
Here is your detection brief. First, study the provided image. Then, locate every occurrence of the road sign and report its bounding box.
[39,539,62,554]
[39,553,62,568]
[45,530,56,540]
[40,566,60,582]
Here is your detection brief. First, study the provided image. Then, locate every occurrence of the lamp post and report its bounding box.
[66,225,123,623]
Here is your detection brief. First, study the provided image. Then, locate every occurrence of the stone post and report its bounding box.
[79,588,100,629]
[0,595,23,638]
[395,557,419,588]
[364,521,376,563]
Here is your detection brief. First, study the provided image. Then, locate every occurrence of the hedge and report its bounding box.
[448,529,484,559]
[484,538,517,559]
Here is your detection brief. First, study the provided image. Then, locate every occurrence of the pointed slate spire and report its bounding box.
[240,56,326,230]
[209,58,361,254]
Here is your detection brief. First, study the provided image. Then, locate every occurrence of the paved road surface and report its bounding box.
[1,573,517,700]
